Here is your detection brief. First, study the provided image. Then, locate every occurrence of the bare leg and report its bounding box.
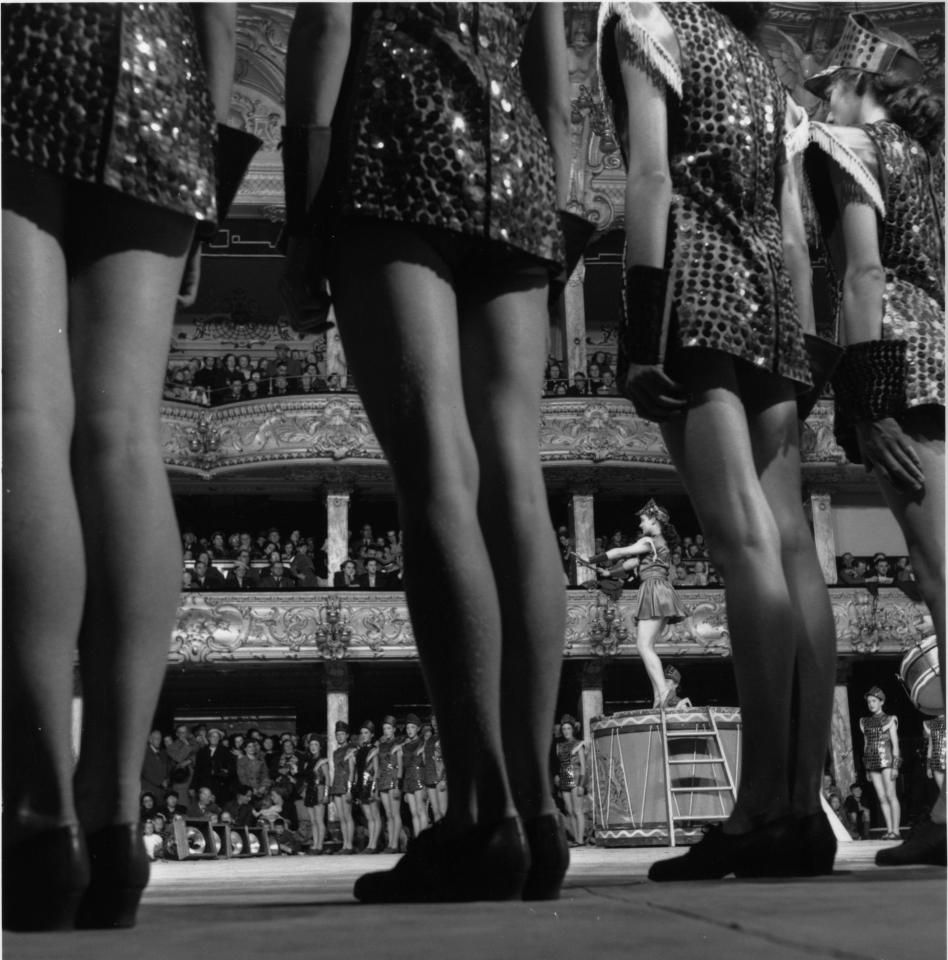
[457,275,566,821]
[427,787,444,822]
[561,790,577,842]
[2,165,78,841]
[884,775,901,835]
[575,789,586,845]
[745,378,836,819]
[314,804,326,850]
[636,618,670,706]
[869,772,894,834]
[874,418,945,823]
[67,187,193,834]
[332,220,514,830]
[660,354,796,831]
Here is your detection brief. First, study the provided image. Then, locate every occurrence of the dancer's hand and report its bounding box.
[855,418,924,492]
[623,363,689,421]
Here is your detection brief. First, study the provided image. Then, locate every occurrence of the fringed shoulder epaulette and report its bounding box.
[808,121,885,216]
[782,96,809,163]
[597,1,683,123]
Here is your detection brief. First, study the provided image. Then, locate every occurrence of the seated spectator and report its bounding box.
[244,379,261,401]
[706,563,723,587]
[225,560,257,591]
[270,819,302,855]
[590,350,612,375]
[839,558,868,585]
[334,559,360,590]
[257,559,296,590]
[586,362,603,394]
[139,791,159,823]
[866,554,894,585]
[270,371,293,398]
[358,557,389,590]
[544,361,565,395]
[187,786,221,822]
[224,785,259,827]
[209,531,227,559]
[692,560,709,586]
[565,372,588,397]
[694,533,708,557]
[236,353,253,381]
[142,820,164,861]
[595,369,619,395]
[298,362,325,394]
[821,772,843,807]
[162,791,187,821]
[217,376,244,405]
[254,788,285,826]
[325,371,344,392]
[844,782,871,839]
[288,546,318,590]
[194,356,217,392]
[191,559,222,592]
[673,564,695,587]
[895,557,915,582]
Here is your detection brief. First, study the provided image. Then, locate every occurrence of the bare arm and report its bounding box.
[519,2,571,208]
[778,154,815,335]
[606,537,656,561]
[192,3,237,122]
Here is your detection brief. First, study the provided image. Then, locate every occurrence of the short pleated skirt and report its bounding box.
[634,575,688,623]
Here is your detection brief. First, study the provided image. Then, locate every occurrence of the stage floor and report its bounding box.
[5,841,944,960]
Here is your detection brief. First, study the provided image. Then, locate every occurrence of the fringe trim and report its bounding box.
[808,122,886,216]
[783,98,809,162]
[598,1,683,120]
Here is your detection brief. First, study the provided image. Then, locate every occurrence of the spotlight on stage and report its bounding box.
[173,818,220,860]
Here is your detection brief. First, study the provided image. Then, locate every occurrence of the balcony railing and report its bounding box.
[170,586,930,664]
[162,395,855,479]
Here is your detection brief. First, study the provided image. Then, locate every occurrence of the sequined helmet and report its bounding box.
[559,714,578,729]
[864,686,886,703]
[335,720,349,734]
[804,14,923,98]
[636,498,670,525]
[405,713,421,728]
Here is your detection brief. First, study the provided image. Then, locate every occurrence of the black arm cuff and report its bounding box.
[619,265,669,370]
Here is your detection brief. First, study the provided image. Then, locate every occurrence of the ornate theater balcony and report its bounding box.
[171,586,930,665]
[161,395,863,484]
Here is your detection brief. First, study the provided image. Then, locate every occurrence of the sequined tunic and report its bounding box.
[860,713,896,772]
[597,2,811,387]
[556,740,583,790]
[925,716,946,774]
[401,737,426,793]
[806,120,944,463]
[351,743,377,804]
[2,3,216,222]
[376,738,399,791]
[320,2,563,269]
[330,744,352,796]
[301,754,328,807]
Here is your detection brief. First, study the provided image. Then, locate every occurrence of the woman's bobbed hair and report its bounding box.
[837,67,945,152]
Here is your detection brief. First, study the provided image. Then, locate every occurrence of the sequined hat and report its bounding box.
[865,686,886,702]
[636,498,670,525]
[559,714,578,728]
[361,720,375,734]
[405,713,421,727]
[335,720,349,733]
[804,14,923,98]
[382,714,396,727]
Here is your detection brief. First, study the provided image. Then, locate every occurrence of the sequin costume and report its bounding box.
[401,737,426,793]
[330,744,352,797]
[634,538,688,624]
[556,740,583,791]
[860,713,897,772]
[925,716,946,774]
[2,3,216,222]
[352,743,378,804]
[423,737,440,788]
[805,120,945,463]
[318,2,564,270]
[376,738,399,792]
[597,2,812,388]
[301,754,328,807]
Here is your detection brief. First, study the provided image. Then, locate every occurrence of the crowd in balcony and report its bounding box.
[543,351,621,398]
[180,523,404,592]
[836,553,915,586]
[163,346,357,407]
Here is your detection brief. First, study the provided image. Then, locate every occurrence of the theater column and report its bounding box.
[568,489,596,586]
[325,662,350,745]
[580,660,604,748]
[807,488,837,584]
[830,662,856,796]
[325,487,351,583]
[551,257,587,388]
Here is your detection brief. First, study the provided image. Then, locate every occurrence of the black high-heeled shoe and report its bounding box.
[75,824,150,929]
[3,825,89,931]
[648,816,799,881]
[353,817,530,903]
[522,814,570,901]
[798,811,837,876]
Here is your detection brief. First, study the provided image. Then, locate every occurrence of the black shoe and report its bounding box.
[3,825,89,931]
[353,817,529,903]
[522,814,569,901]
[76,824,150,929]
[798,811,837,876]
[649,816,798,881]
[875,818,946,867]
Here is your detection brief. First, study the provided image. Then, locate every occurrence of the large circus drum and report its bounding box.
[591,707,741,846]
[899,636,943,716]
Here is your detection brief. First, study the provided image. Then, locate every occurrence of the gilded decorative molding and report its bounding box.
[162,395,856,480]
[168,587,930,664]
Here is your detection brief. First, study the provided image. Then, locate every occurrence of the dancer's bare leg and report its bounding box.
[2,164,78,842]
[68,187,193,834]
[661,353,795,832]
[869,771,894,834]
[458,274,566,821]
[745,375,836,819]
[636,618,669,706]
[332,219,514,831]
